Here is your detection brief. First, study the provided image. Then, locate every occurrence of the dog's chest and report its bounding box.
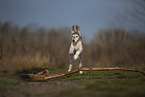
[73,41,82,51]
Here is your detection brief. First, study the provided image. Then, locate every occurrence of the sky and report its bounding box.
[0,0,143,42]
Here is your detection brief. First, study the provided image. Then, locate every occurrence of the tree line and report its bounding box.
[0,21,145,73]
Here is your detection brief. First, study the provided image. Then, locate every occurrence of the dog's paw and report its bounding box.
[79,71,83,74]
[69,49,74,54]
[74,54,78,60]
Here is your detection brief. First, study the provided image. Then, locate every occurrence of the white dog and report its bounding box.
[68,25,83,74]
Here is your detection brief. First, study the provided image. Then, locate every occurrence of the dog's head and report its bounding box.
[71,25,82,43]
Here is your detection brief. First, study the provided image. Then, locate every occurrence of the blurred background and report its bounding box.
[0,0,145,73]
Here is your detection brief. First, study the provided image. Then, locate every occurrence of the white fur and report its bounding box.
[73,41,83,60]
[68,27,83,74]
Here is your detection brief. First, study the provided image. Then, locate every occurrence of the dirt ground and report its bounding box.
[0,80,83,97]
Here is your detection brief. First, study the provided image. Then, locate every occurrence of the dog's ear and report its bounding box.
[71,25,75,34]
[76,25,81,36]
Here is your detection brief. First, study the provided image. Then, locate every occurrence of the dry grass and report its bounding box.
[0,53,50,74]
[0,22,145,74]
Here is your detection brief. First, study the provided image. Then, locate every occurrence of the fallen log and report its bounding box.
[25,67,145,80]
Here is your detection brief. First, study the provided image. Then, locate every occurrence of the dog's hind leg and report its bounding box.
[68,54,73,72]
[78,55,83,74]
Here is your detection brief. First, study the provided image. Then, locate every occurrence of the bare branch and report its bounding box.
[129,11,145,23]
[135,0,145,10]
[135,7,145,17]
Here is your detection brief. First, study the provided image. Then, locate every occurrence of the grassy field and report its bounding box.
[0,67,145,97]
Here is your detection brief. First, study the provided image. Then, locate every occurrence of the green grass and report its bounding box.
[0,68,145,97]
[53,70,145,97]
[0,75,20,91]
[0,70,21,91]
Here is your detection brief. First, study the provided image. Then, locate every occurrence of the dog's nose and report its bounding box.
[72,40,75,42]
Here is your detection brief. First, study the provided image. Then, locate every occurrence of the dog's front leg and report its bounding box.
[68,43,74,72]
[74,46,83,60]
[69,42,74,54]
